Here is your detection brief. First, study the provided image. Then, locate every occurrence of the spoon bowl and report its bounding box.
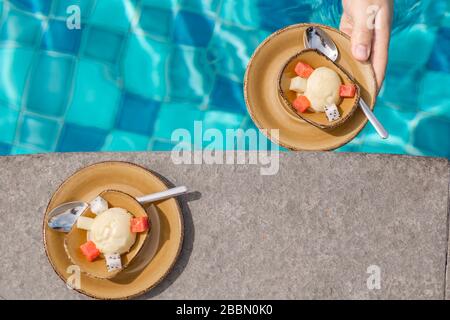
[47,201,88,233]
[304,26,339,62]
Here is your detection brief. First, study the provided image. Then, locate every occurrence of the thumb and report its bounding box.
[351,14,374,61]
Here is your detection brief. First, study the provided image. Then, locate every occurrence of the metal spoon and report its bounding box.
[47,186,188,233]
[304,26,389,139]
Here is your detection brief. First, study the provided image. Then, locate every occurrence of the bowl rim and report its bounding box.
[277,48,361,130]
[63,189,151,280]
[42,160,185,300]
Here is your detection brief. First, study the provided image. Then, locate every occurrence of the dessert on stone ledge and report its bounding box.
[77,195,150,272]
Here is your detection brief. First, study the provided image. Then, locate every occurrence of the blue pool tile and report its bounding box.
[167,46,214,102]
[209,76,246,112]
[57,123,107,152]
[41,19,82,54]
[257,1,312,32]
[83,27,124,64]
[0,47,34,106]
[359,103,416,143]
[420,0,447,27]
[102,130,150,151]
[0,142,11,155]
[418,71,450,116]
[10,145,41,155]
[0,7,43,46]
[219,0,260,28]
[356,141,406,156]
[53,0,95,19]
[427,27,450,72]
[66,59,121,130]
[151,139,190,151]
[10,0,51,14]
[202,110,245,149]
[19,114,60,150]
[138,5,174,39]
[379,64,422,113]
[173,10,214,47]
[389,24,437,68]
[153,102,203,140]
[442,10,450,28]
[181,0,221,14]
[336,140,363,153]
[0,104,19,144]
[115,93,160,136]
[26,52,75,117]
[141,0,181,9]
[90,0,132,32]
[308,0,341,27]
[356,104,416,156]
[413,116,450,158]
[241,118,282,151]
[122,34,169,100]
[207,23,270,81]
[203,110,244,131]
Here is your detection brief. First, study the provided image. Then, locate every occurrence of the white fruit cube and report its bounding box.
[324,104,341,122]
[90,196,108,215]
[289,76,307,93]
[105,253,122,272]
[77,216,94,230]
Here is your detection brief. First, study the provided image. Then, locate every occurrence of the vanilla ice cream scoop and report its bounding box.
[304,67,342,112]
[89,208,136,255]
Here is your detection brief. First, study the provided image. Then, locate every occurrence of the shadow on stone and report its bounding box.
[139,171,199,299]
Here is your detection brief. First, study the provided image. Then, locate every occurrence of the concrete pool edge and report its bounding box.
[0,152,448,299]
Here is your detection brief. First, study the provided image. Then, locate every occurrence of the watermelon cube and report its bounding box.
[340,84,357,98]
[80,241,100,262]
[131,217,149,233]
[294,62,314,78]
[292,95,311,113]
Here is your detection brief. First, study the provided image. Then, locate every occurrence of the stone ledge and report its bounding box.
[0,152,448,299]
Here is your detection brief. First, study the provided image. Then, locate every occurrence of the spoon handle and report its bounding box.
[136,186,188,204]
[359,98,389,139]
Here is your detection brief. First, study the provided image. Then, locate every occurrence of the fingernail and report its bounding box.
[354,44,369,60]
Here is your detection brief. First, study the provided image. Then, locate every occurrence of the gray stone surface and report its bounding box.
[446,164,450,300]
[0,152,448,300]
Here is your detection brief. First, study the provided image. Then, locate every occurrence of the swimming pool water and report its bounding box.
[0,0,448,158]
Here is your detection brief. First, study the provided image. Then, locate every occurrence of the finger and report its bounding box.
[339,13,353,36]
[350,6,375,61]
[371,6,392,88]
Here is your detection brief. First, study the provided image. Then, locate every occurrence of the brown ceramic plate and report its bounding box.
[278,49,360,129]
[43,161,183,299]
[64,190,153,280]
[244,23,377,150]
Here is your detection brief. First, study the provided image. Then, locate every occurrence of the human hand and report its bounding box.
[340,0,393,89]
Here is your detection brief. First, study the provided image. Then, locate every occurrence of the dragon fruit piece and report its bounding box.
[105,253,122,272]
[89,196,108,215]
[324,104,341,122]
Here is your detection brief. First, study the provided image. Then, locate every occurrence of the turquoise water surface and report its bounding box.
[0,0,448,158]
